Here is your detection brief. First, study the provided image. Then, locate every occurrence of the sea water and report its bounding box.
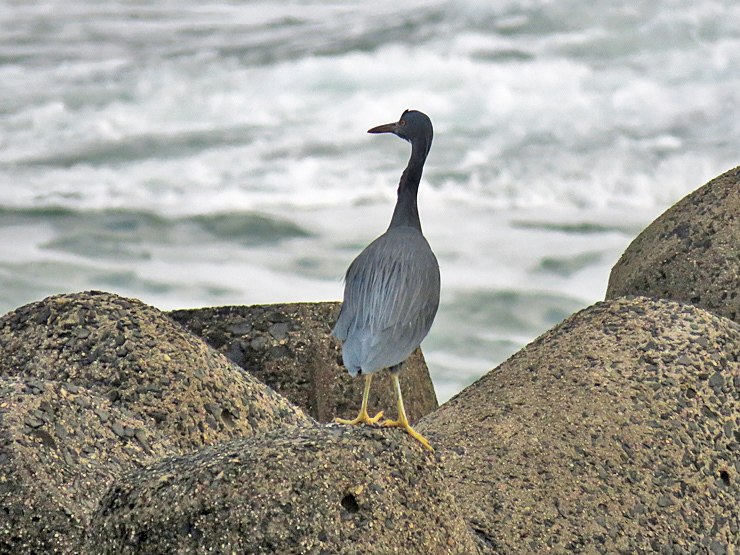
[1,0,739,401]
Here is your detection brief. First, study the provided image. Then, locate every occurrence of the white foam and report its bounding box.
[2,0,740,400]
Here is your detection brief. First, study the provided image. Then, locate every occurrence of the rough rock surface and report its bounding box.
[88,424,480,555]
[607,165,740,324]
[0,376,177,555]
[168,302,438,424]
[419,297,740,554]
[0,291,312,554]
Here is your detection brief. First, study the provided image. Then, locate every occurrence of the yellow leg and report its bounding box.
[382,374,433,450]
[335,373,383,425]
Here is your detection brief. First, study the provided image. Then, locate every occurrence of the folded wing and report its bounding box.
[333,226,440,375]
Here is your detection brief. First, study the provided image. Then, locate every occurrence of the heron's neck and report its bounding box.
[388,140,429,231]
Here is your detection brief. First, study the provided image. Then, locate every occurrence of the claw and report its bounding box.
[382,374,434,450]
[335,409,384,426]
[335,373,383,427]
[381,417,433,450]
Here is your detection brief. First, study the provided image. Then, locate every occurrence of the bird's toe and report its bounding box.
[335,409,384,426]
[381,419,433,451]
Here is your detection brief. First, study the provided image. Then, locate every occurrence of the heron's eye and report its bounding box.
[400,120,406,126]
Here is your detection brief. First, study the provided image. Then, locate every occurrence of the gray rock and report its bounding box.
[168,302,438,424]
[418,297,740,554]
[0,291,311,451]
[87,424,480,555]
[0,291,312,554]
[0,376,177,554]
[607,165,740,323]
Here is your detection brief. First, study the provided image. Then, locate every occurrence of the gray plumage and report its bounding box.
[332,110,440,377]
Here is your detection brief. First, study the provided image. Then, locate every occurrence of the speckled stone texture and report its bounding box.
[419,297,740,555]
[88,424,480,555]
[168,302,438,424]
[0,377,178,555]
[607,165,740,323]
[0,291,312,554]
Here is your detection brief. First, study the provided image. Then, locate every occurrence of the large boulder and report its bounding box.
[87,424,480,555]
[0,291,312,554]
[168,302,438,424]
[607,165,740,324]
[419,297,740,554]
[0,376,177,555]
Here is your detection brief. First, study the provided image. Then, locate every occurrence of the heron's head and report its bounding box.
[368,110,433,155]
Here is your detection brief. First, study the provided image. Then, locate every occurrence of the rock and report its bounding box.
[0,376,177,554]
[87,424,480,555]
[418,297,740,554]
[607,165,740,324]
[0,291,312,554]
[0,291,311,450]
[168,302,438,424]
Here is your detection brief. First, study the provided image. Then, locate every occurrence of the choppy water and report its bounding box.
[2,0,739,401]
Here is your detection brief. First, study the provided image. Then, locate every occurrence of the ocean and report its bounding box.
[1,0,739,401]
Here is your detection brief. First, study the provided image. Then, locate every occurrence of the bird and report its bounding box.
[332,109,440,450]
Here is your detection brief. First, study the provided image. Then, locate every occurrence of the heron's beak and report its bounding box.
[367,121,399,134]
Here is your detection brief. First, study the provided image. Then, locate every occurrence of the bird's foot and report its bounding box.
[334,409,384,426]
[381,418,433,451]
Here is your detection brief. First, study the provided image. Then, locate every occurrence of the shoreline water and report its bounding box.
[2,0,739,400]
